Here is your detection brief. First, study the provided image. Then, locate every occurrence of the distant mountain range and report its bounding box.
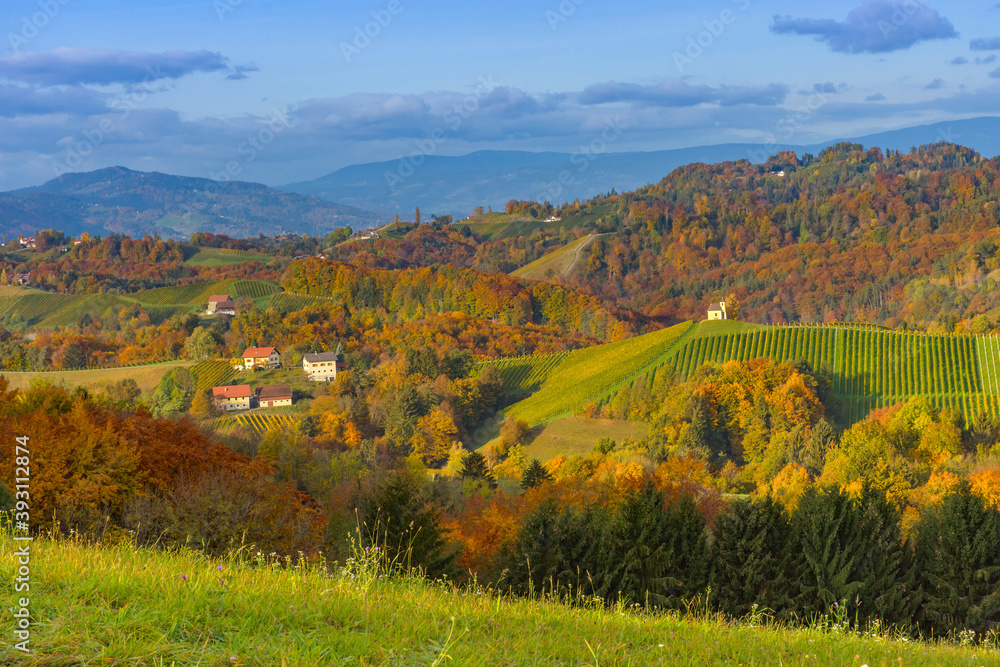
[0,167,390,240]
[279,117,1000,218]
[3,117,999,240]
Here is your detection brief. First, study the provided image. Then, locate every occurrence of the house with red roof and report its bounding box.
[211,384,252,411]
[242,346,280,370]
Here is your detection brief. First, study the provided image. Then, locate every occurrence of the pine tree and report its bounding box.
[497,500,606,599]
[710,496,794,619]
[357,473,456,578]
[914,485,1000,636]
[520,459,552,489]
[598,481,677,608]
[461,450,496,489]
[788,487,863,618]
[850,484,918,630]
[663,493,709,603]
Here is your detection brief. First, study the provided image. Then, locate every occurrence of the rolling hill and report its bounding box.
[0,167,389,240]
[280,117,1000,218]
[499,319,1000,429]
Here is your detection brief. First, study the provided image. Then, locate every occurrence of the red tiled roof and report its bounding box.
[243,347,278,358]
[208,294,232,303]
[212,385,252,399]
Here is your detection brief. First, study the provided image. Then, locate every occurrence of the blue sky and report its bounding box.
[0,0,997,190]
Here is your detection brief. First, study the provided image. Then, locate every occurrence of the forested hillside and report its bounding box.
[329,143,1000,335]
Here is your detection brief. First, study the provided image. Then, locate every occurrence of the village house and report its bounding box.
[707,301,727,321]
[242,346,281,370]
[13,273,30,286]
[256,384,292,408]
[211,385,252,411]
[302,352,346,382]
[207,294,237,315]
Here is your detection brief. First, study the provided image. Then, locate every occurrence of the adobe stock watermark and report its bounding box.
[184,109,293,214]
[51,68,163,177]
[546,0,586,31]
[673,0,751,73]
[383,76,500,193]
[876,0,923,40]
[747,90,830,163]
[340,0,406,63]
[213,0,243,21]
[7,0,71,53]
[536,116,627,204]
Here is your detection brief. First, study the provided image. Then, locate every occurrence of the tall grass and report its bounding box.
[1,519,997,665]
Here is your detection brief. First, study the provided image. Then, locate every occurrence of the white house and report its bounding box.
[707,301,727,320]
[303,352,346,382]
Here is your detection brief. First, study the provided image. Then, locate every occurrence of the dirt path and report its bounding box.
[561,233,608,278]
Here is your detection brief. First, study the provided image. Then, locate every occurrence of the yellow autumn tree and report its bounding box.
[970,468,1000,510]
[409,407,458,465]
[770,463,810,511]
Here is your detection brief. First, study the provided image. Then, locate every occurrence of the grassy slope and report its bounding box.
[506,321,692,425]
[0,537,991,666]
[511,234,596,281]
[0,361,196,392]
[522,415,648,462]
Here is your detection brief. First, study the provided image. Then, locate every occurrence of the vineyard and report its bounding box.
[0,289,79,325]
[191,360,237,391]
[184,246,273,266]
[268,292,334,314]
[477,352,569,395]
[128,280,235,306]
[223,412,299,433]
[505,321,693,426]
[230,280,282,299]
[660,322,1000,425]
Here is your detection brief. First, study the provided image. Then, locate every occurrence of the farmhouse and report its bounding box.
[302,352,346,382]
[13,273,30,286]
[243,346,281,370]
[707,301,727,320]
[212,384,252,411]
[256,384,292,408]
[208,294,237,315]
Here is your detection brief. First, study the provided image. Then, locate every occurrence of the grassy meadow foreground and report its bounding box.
[1,534,997,666]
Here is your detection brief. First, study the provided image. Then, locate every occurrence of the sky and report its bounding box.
[0,0,997,190]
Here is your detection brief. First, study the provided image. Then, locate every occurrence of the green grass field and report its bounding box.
[0,360,196,393]
[522,416,649,462]
[1,534,992,666]
[506,321,693,425]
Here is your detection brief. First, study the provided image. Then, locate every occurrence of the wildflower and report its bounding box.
[230,657,236,662]
[218,566,224,571]
[181,574,188,581]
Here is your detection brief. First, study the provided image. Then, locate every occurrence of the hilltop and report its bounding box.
[1,167,389,240]
[280,117,1000,218]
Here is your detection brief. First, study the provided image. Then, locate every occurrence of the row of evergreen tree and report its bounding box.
[356,476,1000,640]
[496,483,1000,639]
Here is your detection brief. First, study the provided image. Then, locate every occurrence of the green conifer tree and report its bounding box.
[710,496,794,619]
[598,481,678,608]
[914,485,1000,636]
[520,459,553,490]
